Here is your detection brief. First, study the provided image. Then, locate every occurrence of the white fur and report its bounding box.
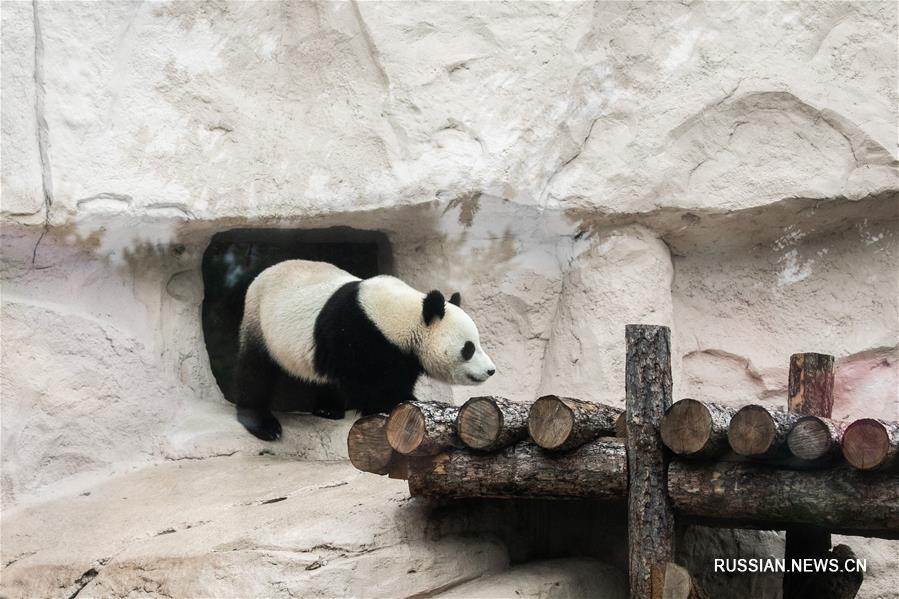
[358,276,496,384]
[243,260,496,386]
[242,260,356,384]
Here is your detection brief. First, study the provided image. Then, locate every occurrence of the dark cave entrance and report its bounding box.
[201,227,392,411]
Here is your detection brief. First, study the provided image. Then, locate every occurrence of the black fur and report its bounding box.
[234,330,345,441]
[313,281,424,415]
[234,333,283,440]
[422,290,446,325]
[449,292,461,307]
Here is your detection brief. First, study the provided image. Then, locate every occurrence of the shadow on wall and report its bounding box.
[201,227,393,411]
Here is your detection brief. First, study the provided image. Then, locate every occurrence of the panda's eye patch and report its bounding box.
[461,341,475,361]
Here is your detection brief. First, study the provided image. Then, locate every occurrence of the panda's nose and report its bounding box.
[486,369,495,377]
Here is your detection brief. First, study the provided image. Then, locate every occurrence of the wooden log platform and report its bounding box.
[456,396,529,451]
[660,399,735,458]
[668,459,899,539]
[787,416,844,462]
[727,405,798,458]
[842,418,899,471]
[386,401,461,455]
[527,394,622,451]
[406,438,627,500]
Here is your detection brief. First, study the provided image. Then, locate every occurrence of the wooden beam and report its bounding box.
[347,414,394,475]
[528,394,622,451]
[456,396,529,452]
[787,416,844,462]
[842,418,899,471]
[626,324,675,599]
[386,401,461,456]
[660,399,735,458]
[406,438,626,499]
[727,405,798,458]
[668,460,899,539]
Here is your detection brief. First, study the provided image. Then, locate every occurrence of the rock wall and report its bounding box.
[2,1,897,597]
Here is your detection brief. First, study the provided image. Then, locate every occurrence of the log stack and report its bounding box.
[347,395,629,499]
[347,395,899,538]
[344,329,899,599]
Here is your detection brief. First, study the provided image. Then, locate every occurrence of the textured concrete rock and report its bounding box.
[435,557,627,599]
[1,457,509,599]
[537,225,675,406]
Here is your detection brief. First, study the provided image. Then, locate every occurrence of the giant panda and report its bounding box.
[234,259,496,440]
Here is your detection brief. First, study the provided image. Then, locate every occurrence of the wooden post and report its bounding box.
[626,324,675,599]
[783,352,836,599]
[660,399,735,458]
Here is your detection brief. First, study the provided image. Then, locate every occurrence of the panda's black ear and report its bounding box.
[449,292,461,307]
[422,290,446,325]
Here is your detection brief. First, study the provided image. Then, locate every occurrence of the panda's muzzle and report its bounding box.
[467,370,494,383]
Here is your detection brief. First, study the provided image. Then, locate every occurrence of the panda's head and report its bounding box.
[418,290,496,385]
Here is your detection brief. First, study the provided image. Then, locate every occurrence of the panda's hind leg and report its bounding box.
[234,335,282,441]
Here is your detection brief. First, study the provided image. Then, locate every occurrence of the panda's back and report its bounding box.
[246,260,358,383]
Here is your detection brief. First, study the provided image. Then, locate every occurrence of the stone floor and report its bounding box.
[1,454,626,598]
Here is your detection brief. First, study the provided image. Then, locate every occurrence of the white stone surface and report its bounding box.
[1,1,898,598]
[1,456,509,598]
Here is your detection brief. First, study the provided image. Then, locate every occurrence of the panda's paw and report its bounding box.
[237,407,282,441]
[313,406,346,420]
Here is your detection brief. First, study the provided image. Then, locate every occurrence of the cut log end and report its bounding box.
[660,399,712,456]
[457,397,503,449]
[386,403,425,455]
[528,395,575,450]
[843,419,894,470]
[788,417,838,461]
[728,405,776,456]
[347,415,393,475]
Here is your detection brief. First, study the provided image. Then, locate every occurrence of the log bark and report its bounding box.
[386,401,461,456]
[456,396,529,452]
[784,352,836,599]
[660,399,735,458]
[615,412,627,439]
[788,353,835,416]
[626,324,675,599]
[787,416,844,462]
[727,405,799,458]
[406,438,627,499]
[527,395,622,451]
[842,418,899,471]
[668,460,899,538]
[347,414,394,475]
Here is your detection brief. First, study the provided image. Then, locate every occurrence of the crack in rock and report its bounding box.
[66,568,98,599]
[30,0,53,267]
